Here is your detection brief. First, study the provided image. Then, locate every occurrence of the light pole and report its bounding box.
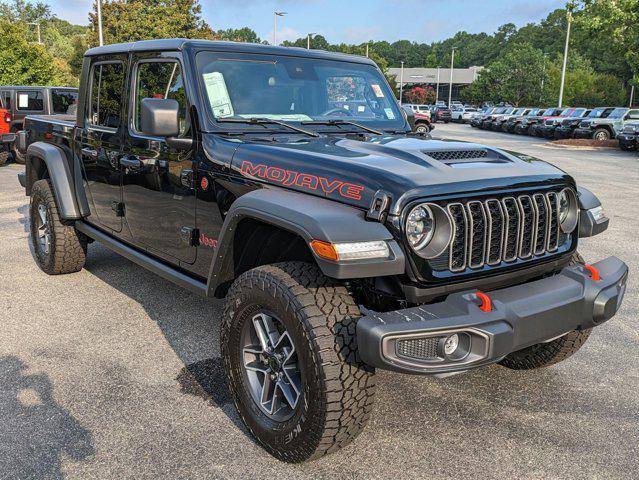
[558,10,572,107]
[273,11,286,46]
[307,33,316,50]
[435,66,440,103]
[448,47,456,107]
[365,42,369,58]
[540,52,549,103]
[27,22,41,44]
[630,84,635,108]
[96,0,104,46]
[399,61,404,105]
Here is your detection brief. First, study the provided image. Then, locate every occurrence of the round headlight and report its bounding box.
[405,203,453,259]
[558,188,578,233]
[406,205,434,249]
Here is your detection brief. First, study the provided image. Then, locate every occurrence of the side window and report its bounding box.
[134,61,187,135]
[52,89,79,115]
[16,91,44,111]
[627,110,639,120]
[90,62,125,128]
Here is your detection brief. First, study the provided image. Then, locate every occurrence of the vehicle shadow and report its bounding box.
[82,244,252,438]
[0,355,95,478]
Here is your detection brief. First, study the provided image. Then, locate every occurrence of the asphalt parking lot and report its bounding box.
[1,123,637,479]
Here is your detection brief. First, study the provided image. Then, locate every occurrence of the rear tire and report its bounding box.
[29,179,87,274]
[415,124,429,134]
[499,252,591,370]
[13,148,26,164]
[222,261,376,462]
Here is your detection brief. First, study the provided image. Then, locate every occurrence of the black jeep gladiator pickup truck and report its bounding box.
[17,39,628,463]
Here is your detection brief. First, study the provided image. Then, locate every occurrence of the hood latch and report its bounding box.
[367,190,392,223]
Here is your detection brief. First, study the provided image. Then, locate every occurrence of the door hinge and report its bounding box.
[180,227,200,247]
[111,201,125,217]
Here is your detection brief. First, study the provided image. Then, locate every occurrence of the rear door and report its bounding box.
[77,58,127,233]
[120,53,197,264]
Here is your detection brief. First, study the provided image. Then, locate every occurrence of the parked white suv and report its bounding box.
[451,106,478,123]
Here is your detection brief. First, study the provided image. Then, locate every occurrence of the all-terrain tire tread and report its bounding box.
[222,261,376,462]
[30,179,87,274]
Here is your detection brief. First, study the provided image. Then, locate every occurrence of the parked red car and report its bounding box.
[0,98,14,165]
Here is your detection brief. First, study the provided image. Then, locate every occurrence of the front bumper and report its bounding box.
[573,128,594,139]
[539,125,557,138]
[617,134,637,149]
[554,126,574,139]
[357,256,628,375]
[515,123,532,134]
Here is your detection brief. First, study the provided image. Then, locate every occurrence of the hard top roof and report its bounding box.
[85,38,377,65]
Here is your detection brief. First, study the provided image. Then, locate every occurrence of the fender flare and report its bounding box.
[206,188,405,296]
[577,186,609,237]
[27,142,82,220]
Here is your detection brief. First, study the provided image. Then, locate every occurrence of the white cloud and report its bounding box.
[266,25,303,44]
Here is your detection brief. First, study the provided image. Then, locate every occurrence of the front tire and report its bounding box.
[222,262,376,462]
[29,179,87,274]
[415,124,429,134]
[593,128,610,141]
[13,148,26,164]
[499,252,591,370]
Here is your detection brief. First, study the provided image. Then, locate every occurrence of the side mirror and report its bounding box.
[140,98,180,137]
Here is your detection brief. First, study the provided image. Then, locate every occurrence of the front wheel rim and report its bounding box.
[240,312,302,422]
[595,131,608,140]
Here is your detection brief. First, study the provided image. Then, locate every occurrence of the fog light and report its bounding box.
[443,334,459,355]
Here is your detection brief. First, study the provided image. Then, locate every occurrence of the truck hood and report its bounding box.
[229,134,571,215]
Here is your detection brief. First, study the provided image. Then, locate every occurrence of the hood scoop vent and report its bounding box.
[423,148,512,166]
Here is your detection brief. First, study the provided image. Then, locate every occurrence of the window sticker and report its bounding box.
[384,108,395,120]
[357,105,366,112]
[202,71,234,117]
[18,93,29,108]
[371,84,384,98]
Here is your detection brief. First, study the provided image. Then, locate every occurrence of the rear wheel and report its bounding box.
[593,128,610,141]
[29,179,87,274]
[499,252,591,370]
[222,262,376,462]
[13,147,26,164]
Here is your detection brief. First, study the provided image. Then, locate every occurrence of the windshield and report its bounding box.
[560,108,573,116]
[588,108,605,118]
[608,108,627,119]
[196,52,404,132]
[571,108,586,117]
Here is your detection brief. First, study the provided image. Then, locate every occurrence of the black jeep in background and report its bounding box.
[17,39,628,463]
[0,85,78,163]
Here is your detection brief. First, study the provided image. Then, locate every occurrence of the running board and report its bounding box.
[75,221,208,297]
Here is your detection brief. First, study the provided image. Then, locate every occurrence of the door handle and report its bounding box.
[81,147,98,158]
[119,156,143,168]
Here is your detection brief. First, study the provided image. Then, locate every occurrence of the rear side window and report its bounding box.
[134,61,187,135]
[52,89,79,115]
[0,91,11,109]
[16,91,44,111]
[90,62,125,128]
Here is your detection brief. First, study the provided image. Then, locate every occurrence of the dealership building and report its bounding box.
[387,66,484,103]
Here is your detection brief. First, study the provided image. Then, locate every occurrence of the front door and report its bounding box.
[78,59,127,233]
[121,55,197,265]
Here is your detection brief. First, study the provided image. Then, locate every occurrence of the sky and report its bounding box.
[48,0,567,45]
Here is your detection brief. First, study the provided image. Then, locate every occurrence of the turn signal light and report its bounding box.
[310,240,339,261]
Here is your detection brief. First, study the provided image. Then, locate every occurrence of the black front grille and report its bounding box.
[396,337,439,360]
[433,190,565,274]
[426,149,488,161]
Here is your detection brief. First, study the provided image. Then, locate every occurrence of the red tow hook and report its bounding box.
[584,264,600,282]
[475,291,492,312]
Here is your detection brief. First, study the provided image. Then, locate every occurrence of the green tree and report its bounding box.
[88,0,212,45]
[0,21,55,84]
[575,0,639,83]
[462,43,546,106]
[213,27,261,43]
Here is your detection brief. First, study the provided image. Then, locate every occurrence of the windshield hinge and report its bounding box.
[367,190,392,223]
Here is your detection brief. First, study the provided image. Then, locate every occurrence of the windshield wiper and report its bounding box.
[301,119,383,135]
[216,117,319,137]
